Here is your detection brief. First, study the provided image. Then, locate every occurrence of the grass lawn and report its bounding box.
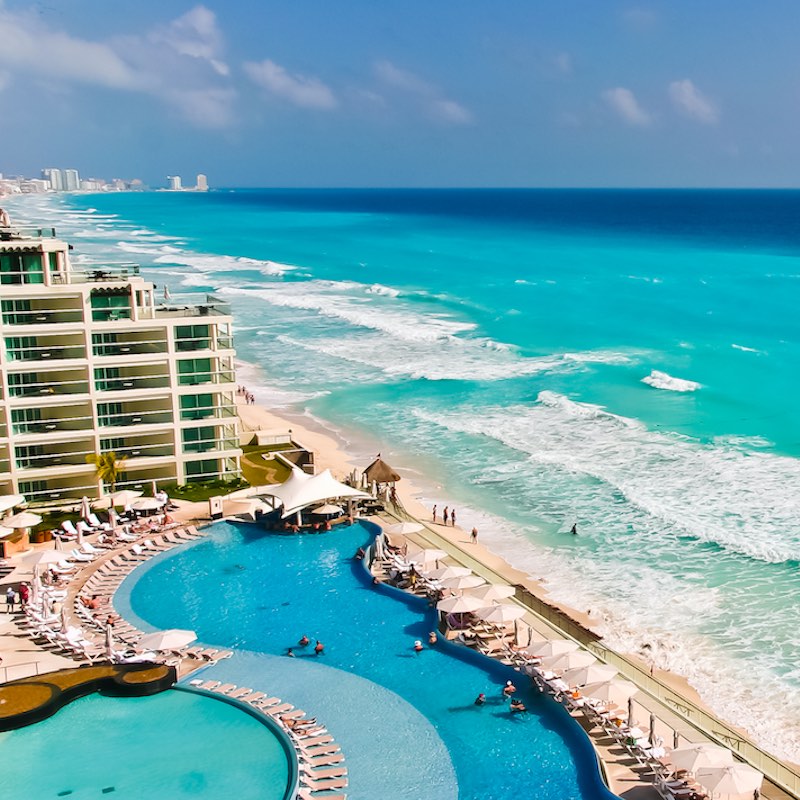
[240,446,292,486]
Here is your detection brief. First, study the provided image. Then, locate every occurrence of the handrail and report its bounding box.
[0,660,43,683]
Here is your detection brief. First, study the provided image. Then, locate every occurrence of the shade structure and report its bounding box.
[261,468,370,518]
[562,663,618,687]
[80,496,91,520]
[669,743,735,774]
[475,603,527,625]
[363,457,401,484]
[0,524,16,539]
[424,565,471,581]
[694,764,762,796]
[384,521,424,536]
[440,573,486,591]
[23,550,65,568]
[437,594,484,614]
[526,639,580,659]
[138,628,197,651]
[0,494,25,514]
[110,489,143,507]
[131,497,164,512]
[311,504,344,516]
[408,548,447,565]
[581,679,639,708]
[467,583,516,602]
[542,649,597,673]
[5,511,42,529]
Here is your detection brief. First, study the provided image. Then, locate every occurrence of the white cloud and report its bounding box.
[669,79,718,124]
[373,60,473,125]
[244,59,337,109]
[603,87,652,127]
[150,5,229,76]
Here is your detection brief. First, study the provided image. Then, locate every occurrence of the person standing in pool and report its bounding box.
[298,634,310,647]
[474,693,486,706]
[314,640,325,655]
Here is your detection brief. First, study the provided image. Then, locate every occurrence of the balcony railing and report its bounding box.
[15,447,95,469]
[180,404,237,422]
[178,370,235,387]
[175,338,212,352]
[5,344,86,362]
[92,339,168,357]
[102,442,175,459]
[91,308,133,323]
[21,483,99,505]
[0,271,44,286]
[95,376,170,392]
[183,437,240,454]
[52,264,141,285]
[0,226,56,240]
[99,410,173,427]
[12,414,94,435]
[9,379,90,398]
[2,309,84,326]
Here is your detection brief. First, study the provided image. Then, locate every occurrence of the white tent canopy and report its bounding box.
[0,494,25,514]
[260,468,370,518]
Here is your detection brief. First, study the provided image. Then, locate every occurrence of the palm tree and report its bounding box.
[86,451,127,493]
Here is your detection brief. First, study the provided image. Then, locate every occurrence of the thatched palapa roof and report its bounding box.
[363,457,401,484]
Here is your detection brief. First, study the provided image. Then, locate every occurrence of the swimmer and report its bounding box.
[474,693,486,706]
[314,640,325,655]
[286,648,295,657]
[298,634,310,646]
[413,640,424,653]
[510,698,527,713]
[428,631,438,645]
[503,680,517,697]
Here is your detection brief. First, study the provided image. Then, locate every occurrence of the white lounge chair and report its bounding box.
[88,513,112,531]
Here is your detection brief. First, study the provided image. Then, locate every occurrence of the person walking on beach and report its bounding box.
[471,527,478,544]
[5,586,15,612]
[451,509,457,527]
[432,505,437,523]
[443,507,449,525]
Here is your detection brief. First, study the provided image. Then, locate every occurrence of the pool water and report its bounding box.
[123,521,617,800]
[2,689,291,798]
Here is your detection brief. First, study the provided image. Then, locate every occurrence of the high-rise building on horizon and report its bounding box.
[63,169,80,192]
[42,168,64,192]
[196,174,208,192]
[167,175,182,191]
[0,219,242,509]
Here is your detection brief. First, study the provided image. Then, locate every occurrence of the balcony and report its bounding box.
[180,403,237,422]
[0,227,57,240]
[95,375,170,393]
[183,436,240,455]
[2,308,84,326]
[99,409,174,428]
[8,376,90,398]
[51,263,141,286]
[14,446,95,470]
[12,412,94,436]
[92,336,168,358]
[177,370,235,387]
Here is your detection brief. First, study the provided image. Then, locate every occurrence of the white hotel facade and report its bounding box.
[0,223,242,506]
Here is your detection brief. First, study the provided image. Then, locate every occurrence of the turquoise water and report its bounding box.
[7,189,800,759]
[1,688,291,798]
[122,521,615,800]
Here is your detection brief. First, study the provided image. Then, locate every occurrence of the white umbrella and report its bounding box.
[670,743,735,774]
[384,521,424,535]
[131,497,163,512]
[311,504,344,516]
[105,623,115,660]
[110,489,143,507]
[424,565,471,581]
[23,550,65,568]
[440,573,486,591]
[437,594,484,614]
[6,511,42,528]
[581,679,639,708]
[0,494,24,514]
[60,604,69,632]
[543,650,597,673]
[0,524,16,539]
[409,548,447,565]
[467,583,516,602]
[562,663,618,687]
[475,603,527,624]
[695,764,762,796]
[138,628,197,651]
[163,285,171,302]
[526,639,580,659]
[80,496,91,520]
[109,507,119,529]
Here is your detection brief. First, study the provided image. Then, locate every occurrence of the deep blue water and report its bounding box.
[7,188,800,760]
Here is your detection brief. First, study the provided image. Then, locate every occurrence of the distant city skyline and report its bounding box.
[1,2,799,187]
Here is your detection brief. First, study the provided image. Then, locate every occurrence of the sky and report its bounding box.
[1,1,799,188]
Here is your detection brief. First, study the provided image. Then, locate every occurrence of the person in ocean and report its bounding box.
[570,523,577,535]
[443,507,449,525]
[451,508,457,527]
[432,504,437,523]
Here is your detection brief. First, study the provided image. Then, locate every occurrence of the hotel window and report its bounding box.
[5,336,37,361]
[94,366,121,391]
[90,291,130,322]
[180,393,214,420]
[15,444,44,469]
[178,358,212,385]
[182,426,216,453]
[97,402,124,426]
[7,372,36,396]
[11,407,41,434]
[1,299,32,325]
[185,458,219,480]
[0,253,44,285]
[175,325,210,352]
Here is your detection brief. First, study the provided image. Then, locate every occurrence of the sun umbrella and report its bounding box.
[384,521,424,536]
[311,504,343,516]
[409,548,447,565]
[80,496,91,520]
[669,743,734,774]
[695,764,762,796]
[441,573,486,591]
[424,565,471,581]
[475,603,527,624]
[526,639,580,659]
[543,650,597,673]
[6,511,42,528]
[138,628,197,651]
[131,497,163,512]
[581,679,639,708]
[562,663,618,687]
[0,524,16,539]
[110,489,143,507]
[0,494,24,514]
[467,583,516,602]
[437,594,484,614]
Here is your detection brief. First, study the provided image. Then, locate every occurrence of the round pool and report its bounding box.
[1,688,293,799]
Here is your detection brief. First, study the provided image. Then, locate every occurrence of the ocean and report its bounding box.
[7,188,800,761]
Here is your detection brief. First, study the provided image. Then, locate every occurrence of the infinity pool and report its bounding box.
[2,688,292,798]
[121,521,617,800]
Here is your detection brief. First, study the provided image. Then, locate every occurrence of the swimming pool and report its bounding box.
[119,521,619,800]
[2,687,293,799]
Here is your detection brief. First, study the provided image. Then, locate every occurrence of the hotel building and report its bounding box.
[0,222,242,507]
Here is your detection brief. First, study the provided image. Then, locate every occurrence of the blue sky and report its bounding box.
[1,1,798,187]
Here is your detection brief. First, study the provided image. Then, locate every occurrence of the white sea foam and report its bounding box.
[642,369,701,392]
[365,283,400,297]
[732,343,762,354]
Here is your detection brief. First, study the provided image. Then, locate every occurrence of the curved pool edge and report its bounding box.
[174,684,299,800]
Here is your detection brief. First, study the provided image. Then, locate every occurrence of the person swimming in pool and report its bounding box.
[298,634,310,646]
